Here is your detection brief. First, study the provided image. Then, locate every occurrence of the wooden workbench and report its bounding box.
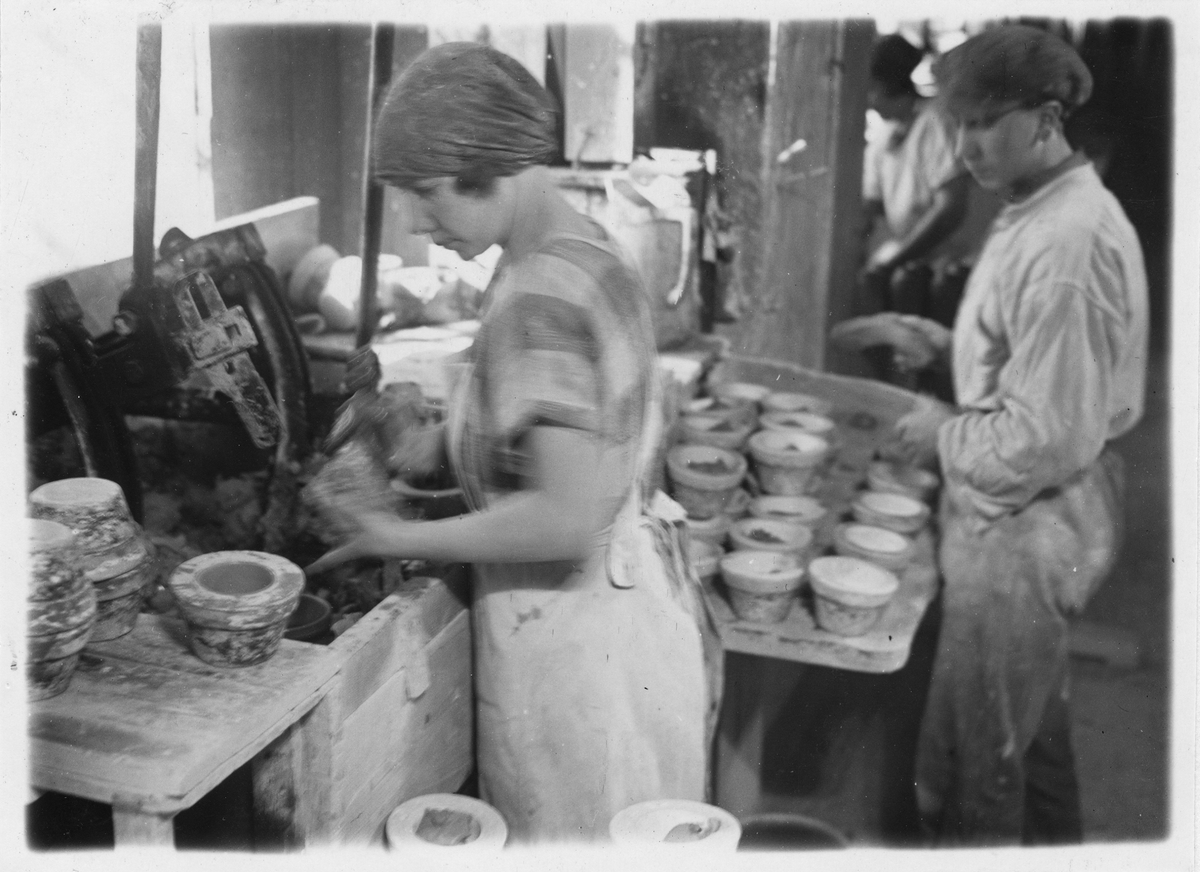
[701,355,940,816]
[28,570,473,848]
[28,616,341,846]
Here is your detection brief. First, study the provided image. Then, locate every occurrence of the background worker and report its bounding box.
[860,33,971,330]
[886,24,1149,845]
[307,43,722,843]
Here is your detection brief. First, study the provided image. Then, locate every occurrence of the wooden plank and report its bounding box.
[210,24,380,256]
[332,611,474,844]
[211,196,320,281]
[55,196,320,338]
[325,574,468,720]
[28,615,340,813]
[724,21,872,369]
[823,22,876,378]
[32,689,328,810]
[209,25,297,222]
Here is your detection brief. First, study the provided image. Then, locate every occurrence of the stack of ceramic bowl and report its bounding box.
[851,490,931,536]
[807,555,900,637]
[386,794,508,850]
[168,551,304,667]
[29,478,155,642]
[26,519,97,700]
[728,516,814,562]
[719,550,805,623]
[666,444,748,519]
[609,799,741,851]
[832,522,915,573]
[746,429,830,496]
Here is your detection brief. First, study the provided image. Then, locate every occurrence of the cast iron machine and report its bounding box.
[25,23,312,553]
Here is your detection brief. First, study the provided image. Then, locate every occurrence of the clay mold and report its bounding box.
[746,429,830,496]
[719,550,805,623]
[808,555,899,637]
[168,551,304,667]
[666,445,748,519]
[728,517,814,560]
[833,523,915,572]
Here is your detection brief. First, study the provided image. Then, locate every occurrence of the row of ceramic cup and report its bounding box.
[669,384,840,510]
[665,382,939,635]
[691,484,935,634]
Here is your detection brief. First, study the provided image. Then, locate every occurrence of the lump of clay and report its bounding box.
[302,441,403,544]
[415,807,481,846]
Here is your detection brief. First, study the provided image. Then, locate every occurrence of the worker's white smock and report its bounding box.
[916,159,1149,842]
[864,100,964,244]
[940,159,1147,534]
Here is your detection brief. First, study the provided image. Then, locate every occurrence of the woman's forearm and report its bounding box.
[371,489,605,563]
[378,426,610,564]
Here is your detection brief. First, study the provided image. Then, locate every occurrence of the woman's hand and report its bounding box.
[304,510,413,576]
[386,423,447,478]
[894,395,956,468]
[830,312,942,372]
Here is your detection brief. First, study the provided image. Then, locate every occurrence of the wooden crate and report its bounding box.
[252,569,474,847]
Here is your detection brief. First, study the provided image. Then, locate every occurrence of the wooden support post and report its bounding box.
[251,692,337,849]
[111,808,175,847]
[724,20,873,368]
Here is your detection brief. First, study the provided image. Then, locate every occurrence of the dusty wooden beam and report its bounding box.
[725,20,873,369]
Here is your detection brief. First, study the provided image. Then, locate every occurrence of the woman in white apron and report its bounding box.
[307,42,721,843]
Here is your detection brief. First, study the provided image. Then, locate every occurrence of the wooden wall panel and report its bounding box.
[562,24,636,165]
[641,21,770,344]
[722,20,872,369]
[210,24,415,260]
[210,26,297,221]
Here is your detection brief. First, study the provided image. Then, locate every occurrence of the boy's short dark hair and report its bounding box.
[870,34,924,97]
[934,25,1093,119]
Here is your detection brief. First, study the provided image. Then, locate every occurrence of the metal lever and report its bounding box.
[170,271,282,448]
